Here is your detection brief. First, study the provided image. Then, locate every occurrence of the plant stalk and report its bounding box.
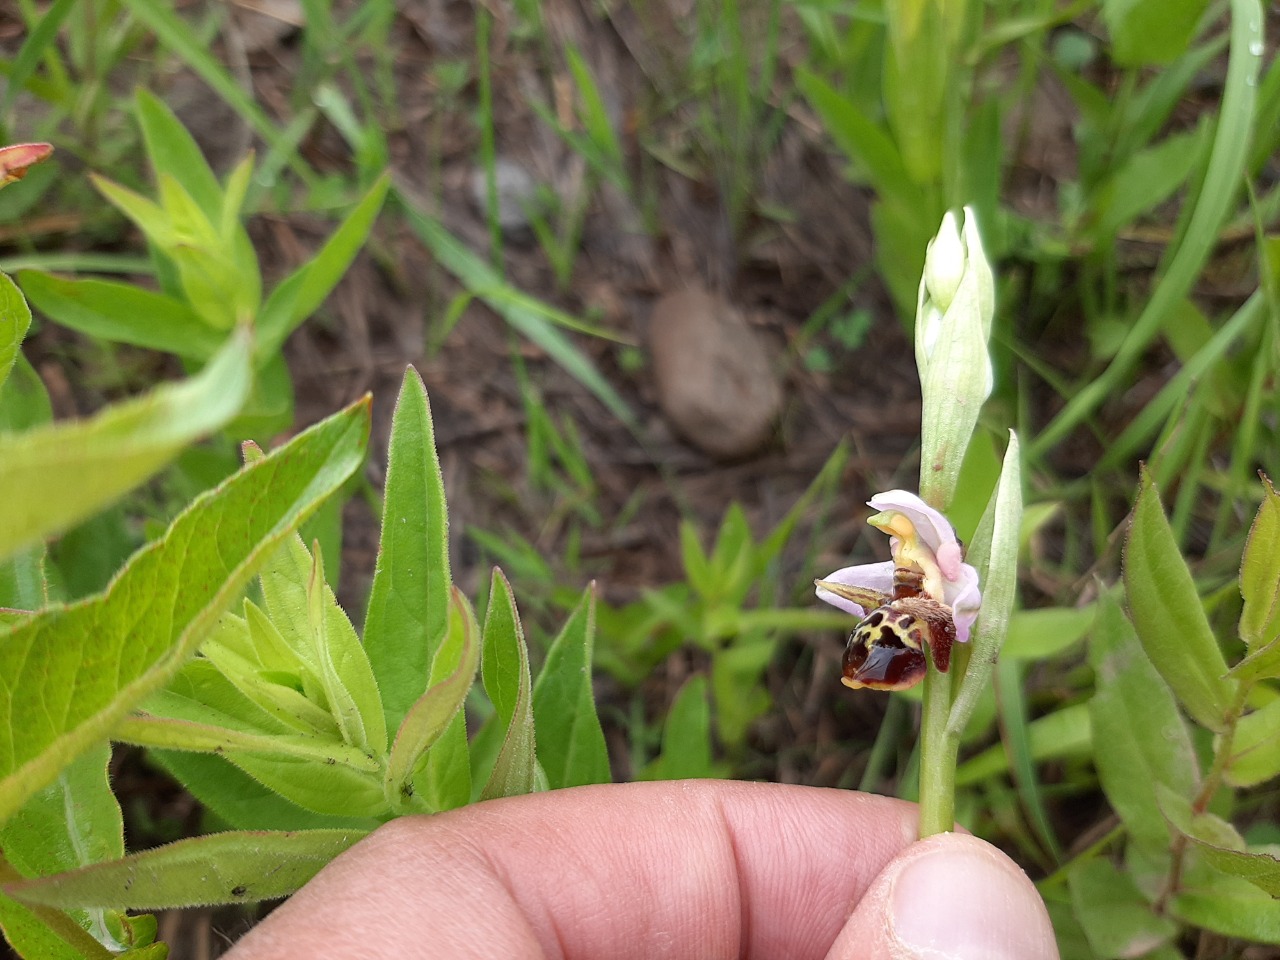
[918,660,958,836]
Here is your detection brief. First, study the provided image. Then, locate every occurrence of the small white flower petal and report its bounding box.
[815,561,896,617]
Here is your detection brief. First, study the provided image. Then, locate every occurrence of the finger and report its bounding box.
[226,779,922,960]
[825,831,1059,960]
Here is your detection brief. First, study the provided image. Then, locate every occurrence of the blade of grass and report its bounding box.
[1,0,77,119]
[1029,0,1264,459]
[118,0,316,187]
[398,192,637,429]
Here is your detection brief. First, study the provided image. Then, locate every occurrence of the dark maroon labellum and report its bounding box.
[840,596,957,692]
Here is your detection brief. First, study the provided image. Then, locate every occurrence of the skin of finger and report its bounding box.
[824,832,1059,960]
[226,779,921,960]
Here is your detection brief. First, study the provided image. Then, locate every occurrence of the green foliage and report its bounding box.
[0,367,612,956]
[1051,476,1280,950]
[597,445,850,749]
[19,90,388,441]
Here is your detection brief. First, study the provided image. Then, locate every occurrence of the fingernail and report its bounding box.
[889,837,1057,960]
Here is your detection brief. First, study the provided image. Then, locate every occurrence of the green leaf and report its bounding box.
[0,395,370,825]
[1001,605,1096,661]
[955,703,1092,787]
[1240,476,1280,649]
[257,174,390,357]
[1172,873,1280,943]
[148,749,373,831]
[6,829,367,909]
[90,176,173,248]
[1224,695,1280,787]
[0,0,77,118]
[119,0,299,164]
[1104,0,1212,65]
[1068,858,1177,958]
[678,522,715,599]
[479,569,537,800]
[0,272,30,392]
[1124,470,1234,731]
[134,87,223,222]
[795,69,913,211]
[1088,592,1199,854]
[0,745,121,877]
[258,537,386,756]
[18,271,223,360]
[363,367,451,735]
[116,713,378,774]
[0,353,52,433]
[0,745,130,952]
[638,676,730,781]
[1155,782,1280,896]
[0,892,93,959]
[1228,635,1280,683]
[385,588,480,811]
[201,612,342,737]
[1030,0,1264,458]
[305,543,383,755]
[0,329,252,563]
[532,584,609,789]
[710,636,775,748]
[1091,126,1210,239]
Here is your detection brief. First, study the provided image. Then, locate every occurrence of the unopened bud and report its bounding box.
[915,206,996,506]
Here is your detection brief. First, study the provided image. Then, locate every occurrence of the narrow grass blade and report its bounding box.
[0,0,77,118]
[399,197,637,429]
[1030,0,1264,459]
[118,0,306,178]
[0,394,370,824]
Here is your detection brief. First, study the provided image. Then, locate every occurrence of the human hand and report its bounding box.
[225,780,1058,960]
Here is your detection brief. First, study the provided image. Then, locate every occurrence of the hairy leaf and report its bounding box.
[385,588,479,811]
[1124,470,1234,730]
[533,585,609,789]
[7,830,367,909]
[1240,476,1280,649]
[1089,592,1199,854]
[479,569,536,800]
[0,395,369,824]
[363,367,451,734]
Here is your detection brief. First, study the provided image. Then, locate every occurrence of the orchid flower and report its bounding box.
[815,490,981,690]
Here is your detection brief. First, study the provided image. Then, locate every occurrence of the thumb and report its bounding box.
[826,831,1059,960]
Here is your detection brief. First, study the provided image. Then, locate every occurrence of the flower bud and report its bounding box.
[915,206,995,506]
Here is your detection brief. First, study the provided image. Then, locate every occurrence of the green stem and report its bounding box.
[917,477,957,837]
[918,661,959,836]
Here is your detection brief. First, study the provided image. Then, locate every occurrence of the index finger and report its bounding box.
[227,779,921,959]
